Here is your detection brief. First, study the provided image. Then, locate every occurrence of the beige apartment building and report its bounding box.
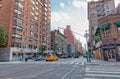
[0,0,51,61]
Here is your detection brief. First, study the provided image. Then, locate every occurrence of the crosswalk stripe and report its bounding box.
[86,70,120,74]
[85,73,120,77]
[85,66,120,79]
[84,78,97,79]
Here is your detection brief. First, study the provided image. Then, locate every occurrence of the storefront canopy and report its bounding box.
[95,27,100,35]
[99,23,110,30]
[114,21,120,27]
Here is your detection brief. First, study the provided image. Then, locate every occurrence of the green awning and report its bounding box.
[95,27,100,35]
[99,23,110,29]
[115,21,120,27]
[94,35,100,41]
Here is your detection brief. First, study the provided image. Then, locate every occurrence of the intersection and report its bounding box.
[0,58,120,79]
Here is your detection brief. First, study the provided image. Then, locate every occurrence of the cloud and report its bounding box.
[115,0,120,7]
[51,11,70,23]
[60,2,65,8]
[72,0,87,9]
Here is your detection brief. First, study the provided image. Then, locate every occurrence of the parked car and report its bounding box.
[45,54,58,61]
[35,56,45,61]
[74,55,79,58]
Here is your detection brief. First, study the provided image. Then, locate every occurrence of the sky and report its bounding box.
[51,0,120,48]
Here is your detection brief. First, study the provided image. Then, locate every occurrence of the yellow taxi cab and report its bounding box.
[45,54,58,61]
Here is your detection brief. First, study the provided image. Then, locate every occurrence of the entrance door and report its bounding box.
[107,49,116,61]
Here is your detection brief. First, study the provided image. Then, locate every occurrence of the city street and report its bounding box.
[0,58,120,79]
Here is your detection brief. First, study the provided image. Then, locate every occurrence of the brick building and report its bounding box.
[51,30,67,56]
[88,0,116,60]
[0,0,51,61]
[88,0,115,39]
[64,25,75,53]
[97,14,120,61]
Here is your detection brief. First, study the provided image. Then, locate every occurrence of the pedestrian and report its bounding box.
[19,55,22,61]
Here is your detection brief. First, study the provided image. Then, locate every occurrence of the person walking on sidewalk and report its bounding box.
[87,50,93,62]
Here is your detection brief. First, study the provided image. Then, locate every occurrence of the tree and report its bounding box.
[39,45,47,56]
[0,25,8,48]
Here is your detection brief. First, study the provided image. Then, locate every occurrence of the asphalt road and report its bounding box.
[0,58,86,79]
[0,58,120,79]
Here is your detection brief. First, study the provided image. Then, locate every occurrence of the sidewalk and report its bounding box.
[0,59,35,64]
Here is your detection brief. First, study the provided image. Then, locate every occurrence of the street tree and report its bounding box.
[39,45,47,56]
[0,25,8,48]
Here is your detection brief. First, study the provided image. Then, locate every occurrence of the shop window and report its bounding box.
[29,44,32,49]
[118,27,120,35]
[103,29,110,37]
[11,42,21,48]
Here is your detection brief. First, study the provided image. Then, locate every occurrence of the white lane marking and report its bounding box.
[81,63,84,65]
[86,68,90,71]
[84,78,98,79]
[85,74,120,77]
[75,62,79,65]
[61,68,74,79]
[86,70,120,74]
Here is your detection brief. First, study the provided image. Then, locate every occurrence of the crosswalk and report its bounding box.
[84,65,120,79]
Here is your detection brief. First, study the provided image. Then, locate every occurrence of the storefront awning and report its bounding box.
[99,23,110,30]
[114,21,120,27]
[95,27,100,35]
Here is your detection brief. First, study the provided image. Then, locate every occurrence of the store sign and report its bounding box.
[102,43,115,49]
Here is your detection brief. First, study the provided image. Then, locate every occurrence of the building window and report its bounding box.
[118,27,120,35]
[112,10,115,14]
[31,6,35,10]
[21,0,24,2]
[29,31,34,35]
[34,46,37,49]
[35,11,38,15]
[15,1,24,9]
[29,37,33,43]
[103,29,110,37]
[13,25,22,32]
[28,44,32,49]
[31,0,35,4]
[106,6,109,10]
[30,24,34,29]
[13,17,23,24]
[34,34,38,38]
[34,40,38,44]
[30,12,34,17]
[106,11,109,16]
[14,9,24,17]
[30,18,34,22]
[11,42,21,48]
[12,34,22,40]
